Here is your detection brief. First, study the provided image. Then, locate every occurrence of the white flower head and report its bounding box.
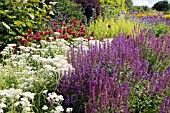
[42,105,48,110]
[43,90,48,94]
[55,106,64,112]
[66,108,73,113]
[0,103,6,108]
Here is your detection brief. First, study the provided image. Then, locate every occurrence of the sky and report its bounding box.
[132,0,170,8]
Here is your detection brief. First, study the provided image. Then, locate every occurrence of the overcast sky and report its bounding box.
[132,0,170,7]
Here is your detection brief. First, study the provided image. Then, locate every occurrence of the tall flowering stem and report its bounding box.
[58,30,170,112]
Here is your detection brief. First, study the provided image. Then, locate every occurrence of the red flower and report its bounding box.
[36,32,40,36]
[70,31,77,35]
[28,30,32,33]
[59,34,63,39]
[62,28,66,34]
[90,31,94,36]
[27,37,32,42]
[80,32,86,36]
[64,34,69,40]
[21,39,27,44]
[53,22,58,26]
[108,25,111,28]
[53,37,56,41]
[40,32,44,35]
[23,34,28,37]
[18,37,22,41]
[29,32,33,37]
[58,29,63,33]
[12,46,17,49]
[45,28,49,31]
[60,22,65,26]
[126,34,130,39]
[45,31,50,35]
[82,29,86,33]
[79,22,83,26]
[47,37,50,42]
[63,23,66,26]
[73,21,77,26]
[53,28,57,32]
[34,36,42,41]
[85,36,90,41]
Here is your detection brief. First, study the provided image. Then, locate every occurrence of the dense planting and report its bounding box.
[0,0,170,113]
[58,31,170,112]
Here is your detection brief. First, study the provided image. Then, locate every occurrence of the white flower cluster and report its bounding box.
[42,90,73,113]
[0,88,35,113]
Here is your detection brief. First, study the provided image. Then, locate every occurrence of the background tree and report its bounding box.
[125,0,133,10]
[152,0,169,12]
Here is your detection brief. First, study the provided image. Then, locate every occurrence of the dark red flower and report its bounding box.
[45,28,49,31]
[18,37,22,41]
[108,25,111,28]
[29,33,33,37]
[90,31,94,36]
[53,28,57,32]
[60,22,65,26]
[23,34,28,37]
[58,29,63,33]
[85,36,90,41]
[27,37,32,42]
[53,22,58,26]
[40,32,44,35]
[64,34,70,40]
[70,31,77,35]
[63,28,66,34]
[21,39,27,44]
[82,29,86,33]
[28,30,32,33]
[126,34,130,39]
[45,31,50,35]
[47,37,50,42]
[59,34,63,39]
[12,46,17,49]
[80,32,86,36]
[79,22,83,26]
[53,37,56,41]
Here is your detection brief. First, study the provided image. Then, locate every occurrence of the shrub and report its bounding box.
[51,0,85,22]
[100,0,126,19]
[0,0,53,51]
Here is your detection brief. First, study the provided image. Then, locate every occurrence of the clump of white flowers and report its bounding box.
[0,88,35,113]
[42,90,73,113]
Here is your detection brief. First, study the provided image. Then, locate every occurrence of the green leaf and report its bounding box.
[26,21,32,27]
[29,0,40,2]
[2,22,10,30]
[0,11,6,15]
[14,20,24,26]
[7,15,17,19]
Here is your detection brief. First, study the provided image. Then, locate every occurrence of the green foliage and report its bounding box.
[125,0,133,10]
[128,81,163,112]
[51,0,85,22]
[86,16,136,40]
[100,0,126,19]
[0,0,52,51]
[153,23,170,37]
